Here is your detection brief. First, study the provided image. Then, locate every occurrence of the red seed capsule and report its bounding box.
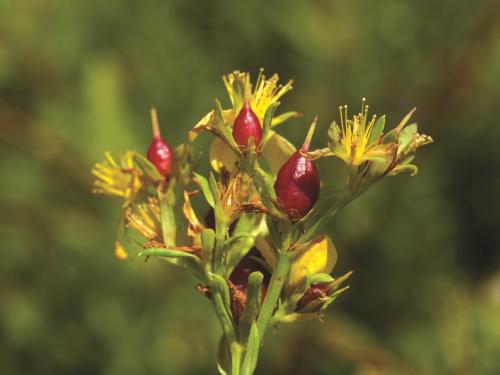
[229,248,271,322]
[296,283,330,312]
[147,109,173,178]
[274,120,320,220]
[232,102,262,150]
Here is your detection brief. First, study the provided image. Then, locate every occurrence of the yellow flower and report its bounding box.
[305,100,432,179]
[92,151,143,206]
[222,69,294,122]
[126,197,163,243]
[189,69,297,141]
[334,100,395,166]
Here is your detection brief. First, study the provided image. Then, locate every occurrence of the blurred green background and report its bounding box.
[1,0,500,374]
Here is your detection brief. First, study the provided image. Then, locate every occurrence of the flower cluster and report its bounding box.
[92,70,431,375]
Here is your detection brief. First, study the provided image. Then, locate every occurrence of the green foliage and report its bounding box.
[1,0,499,374]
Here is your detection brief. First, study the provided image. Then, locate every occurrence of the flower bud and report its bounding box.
[274,120,319,220]
[147,108,173,177]
[296,283,329,312]
[232,102,262,150]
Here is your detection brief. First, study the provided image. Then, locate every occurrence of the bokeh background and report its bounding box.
[1,1,500,374]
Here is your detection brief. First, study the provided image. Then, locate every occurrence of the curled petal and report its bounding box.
[287,235,338,292]
[182,191,205,238]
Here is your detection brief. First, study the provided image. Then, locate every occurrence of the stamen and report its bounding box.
[150,108,161,138]
[339,106,345,134]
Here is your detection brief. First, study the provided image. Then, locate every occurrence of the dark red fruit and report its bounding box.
[274,121,320,220]
[232,102,262,149]
[229,248,271,322]
[147,109,173,178]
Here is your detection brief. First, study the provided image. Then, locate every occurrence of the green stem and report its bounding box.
[300,194,351,244]
[211,287,236,344]
[256,251,292,342]
[230,342,243,375]
[210,282,241,375]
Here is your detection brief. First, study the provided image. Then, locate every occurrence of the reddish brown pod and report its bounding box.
[232,102,262,150]
[274,121,320,220]
[147,108,173,178]
[295,283,329,312]
[229,248,271,322]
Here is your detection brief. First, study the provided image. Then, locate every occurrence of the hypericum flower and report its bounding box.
[305,100,433,178]
[274,119,320,220]
[189,69,298,155]
[222,69,294,123]
[126,197,163,243]
[232,102,262,150]
[92,151,144,206]
[332,100,396,166]
[147,108,173,178]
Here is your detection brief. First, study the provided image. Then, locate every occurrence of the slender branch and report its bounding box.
[256,251,292,341]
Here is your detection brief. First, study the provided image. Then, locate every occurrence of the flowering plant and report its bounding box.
[92,70,431,374]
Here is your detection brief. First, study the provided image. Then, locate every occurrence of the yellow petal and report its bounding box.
[114,241,128,260]
[189,110,214,141]
[209,138,239,173]
[208,130,295,175]
[288,235,337,291]
[262,131,296,174]
[182,191,205,239]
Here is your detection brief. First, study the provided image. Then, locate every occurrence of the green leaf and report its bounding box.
[214,99,240,152]
[327,121,341,148]
[209,173,221,203]
[201,228,216,263]
[327,271,353,292]
[241,323,260,375]
[160,189,177,246]
[401,154,415,165]
[262,102,280,145]
[397,123,417,156]
[389,163,419,176]
[233,214,257,235]
[141,248,204,281]
[225,233,253,245]
[132,152,162,182]
[277,312,319,324]
[217,336,230,375]
[239,271,264,334]
[194,172,215,207]
[304,147,333,160]
[211,273,231,309]
[255,167,277,203]
[139,247,199,261]
[309,273,335,284]
[368,115,385,145]
[226,235,255,275]
[322,286,350,309]
[382,129,399,144]
[395,108,416,133]
[266,216,281,255]
[271,111,300,127]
